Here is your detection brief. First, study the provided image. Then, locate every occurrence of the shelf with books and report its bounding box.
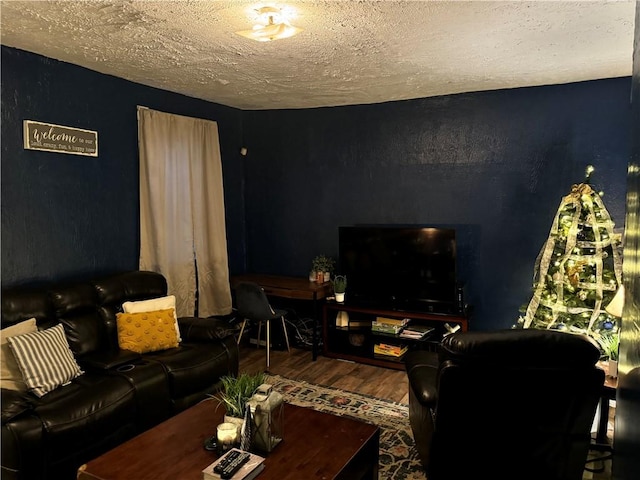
[323,303,469,370]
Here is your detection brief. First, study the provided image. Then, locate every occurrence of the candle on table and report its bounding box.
[217,422,238,445]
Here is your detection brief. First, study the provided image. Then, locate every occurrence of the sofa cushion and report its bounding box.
[34,373,137,463]
[93,271,167,305]
[1,318,37,391]
[7,324,84,397]
[80,349,142,371]
[122,295,181,342]
[440,328,601,366]
[1,287,54,328]
[112,360,172,429]
[178,316,239,341]
[116,309,179,354]
[1,388,34,424]
[49,283,105,356]
[147,342,232,402]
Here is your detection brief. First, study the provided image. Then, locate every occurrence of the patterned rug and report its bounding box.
[265,374,426,480]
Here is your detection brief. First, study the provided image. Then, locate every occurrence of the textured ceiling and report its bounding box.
[0,1,636,110]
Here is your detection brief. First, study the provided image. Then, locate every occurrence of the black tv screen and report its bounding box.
[339,226,457,313]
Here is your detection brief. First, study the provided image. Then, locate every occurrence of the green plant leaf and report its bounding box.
[597,333,620,361]
[214,372,267,417]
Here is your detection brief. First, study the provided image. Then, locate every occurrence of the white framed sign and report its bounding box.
[23,120,98,157]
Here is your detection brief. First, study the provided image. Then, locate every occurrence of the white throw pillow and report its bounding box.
[7,323,84,397]
[122,295,181,342]
[1,318,38,391]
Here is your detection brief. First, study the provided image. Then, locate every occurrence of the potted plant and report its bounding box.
[216,372,266,429]
[333,275,347,303]
[311,255,325,282]
[311,255,335,283]
[597,332,619,377]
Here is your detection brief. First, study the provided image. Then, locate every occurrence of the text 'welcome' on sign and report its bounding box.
[23,120,98,157]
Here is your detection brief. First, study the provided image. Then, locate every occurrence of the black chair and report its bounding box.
[405,329,605,480]
[235,282,290,371]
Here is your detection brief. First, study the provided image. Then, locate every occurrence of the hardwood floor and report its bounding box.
[238,344,409,403]
[238,343,613,480]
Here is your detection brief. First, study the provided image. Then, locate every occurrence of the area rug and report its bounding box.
[265,374,426,480]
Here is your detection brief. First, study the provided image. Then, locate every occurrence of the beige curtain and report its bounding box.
[137,107,232,317]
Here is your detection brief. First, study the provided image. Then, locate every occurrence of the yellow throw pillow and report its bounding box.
[116,309,179,354]
[122,295,181,342]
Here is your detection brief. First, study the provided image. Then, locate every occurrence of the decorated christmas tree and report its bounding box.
[517,167,623,349]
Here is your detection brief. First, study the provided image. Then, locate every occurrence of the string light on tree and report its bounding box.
[517,165,623,343]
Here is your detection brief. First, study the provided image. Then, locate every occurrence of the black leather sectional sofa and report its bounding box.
[1,270,239,480]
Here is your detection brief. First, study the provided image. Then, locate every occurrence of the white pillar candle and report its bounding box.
[217,422,238,445]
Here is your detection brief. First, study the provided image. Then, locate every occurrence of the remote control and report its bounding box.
[220,451,250,479]
[213,449,240,474]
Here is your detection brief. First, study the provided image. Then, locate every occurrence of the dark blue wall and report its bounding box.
[1,46,245,286]
[242,79,631,331]
[1,46,631,332]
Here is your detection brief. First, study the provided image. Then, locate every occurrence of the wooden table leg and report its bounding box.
[312,293,319,361]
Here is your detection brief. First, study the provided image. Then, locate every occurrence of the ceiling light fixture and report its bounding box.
[236,6,302,42]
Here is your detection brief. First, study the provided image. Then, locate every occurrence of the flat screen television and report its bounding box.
[339,226,457,313]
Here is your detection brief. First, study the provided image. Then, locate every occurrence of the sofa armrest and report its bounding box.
[79,349,142,371]
[405,350,439,408]
[407,365,438,407]
[178,317,239,342]
[1,388,34,425]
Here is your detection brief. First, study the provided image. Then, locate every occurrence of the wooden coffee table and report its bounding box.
[77,400,379,480]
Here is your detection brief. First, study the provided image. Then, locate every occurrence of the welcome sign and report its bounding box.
[23,120,98,157]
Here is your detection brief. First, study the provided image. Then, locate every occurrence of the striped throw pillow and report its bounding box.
[7,323,84,397]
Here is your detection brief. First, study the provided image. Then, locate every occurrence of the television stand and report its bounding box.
[322,302,469,370]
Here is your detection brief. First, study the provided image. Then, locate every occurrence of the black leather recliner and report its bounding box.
[405,329,605,480]
[1,270,239,480]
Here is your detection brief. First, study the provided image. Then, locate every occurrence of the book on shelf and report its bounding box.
[399,325,435,340]
[373,353,407,362]
[371,322,404,335]
[373,349,407,359]
[375,316,410,326]
[202,448,265,480]
[349,320,372,328]
[373,343,408,358]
